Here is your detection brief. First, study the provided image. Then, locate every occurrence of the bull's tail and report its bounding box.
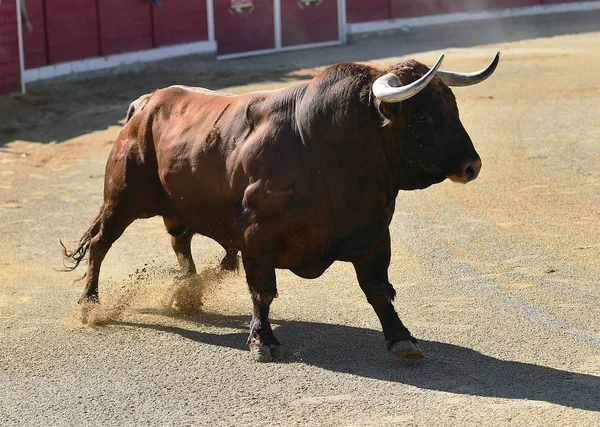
[126,93,152,122]
[219,249,240,273]
[60,207,103,272]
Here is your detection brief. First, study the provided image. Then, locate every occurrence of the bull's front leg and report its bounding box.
[241,250,281,362]
[351,229,424,359]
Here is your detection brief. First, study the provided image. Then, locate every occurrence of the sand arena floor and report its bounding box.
[1,11,599,426]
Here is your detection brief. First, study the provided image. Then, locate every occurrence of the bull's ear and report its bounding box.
[375,99,402,127]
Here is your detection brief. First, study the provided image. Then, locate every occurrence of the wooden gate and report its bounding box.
[280,0,340,47]
[215,0,344,58]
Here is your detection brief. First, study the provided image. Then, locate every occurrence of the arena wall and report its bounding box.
[0,0,21,94]
[0,0,598,94]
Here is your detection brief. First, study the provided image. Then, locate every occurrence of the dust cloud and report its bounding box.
[67,263,233,328]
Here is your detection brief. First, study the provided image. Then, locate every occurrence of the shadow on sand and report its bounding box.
[117,311,599,412]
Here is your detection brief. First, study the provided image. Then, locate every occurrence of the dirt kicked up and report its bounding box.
[1,18,599,427]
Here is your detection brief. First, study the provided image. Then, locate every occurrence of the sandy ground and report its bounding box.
[1,11,599,427]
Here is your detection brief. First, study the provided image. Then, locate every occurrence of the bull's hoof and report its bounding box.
[78,293,99,305]
[389,339,425,359]
[249,342,282,362]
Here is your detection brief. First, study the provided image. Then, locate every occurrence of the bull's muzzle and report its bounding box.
[450,158,481,184]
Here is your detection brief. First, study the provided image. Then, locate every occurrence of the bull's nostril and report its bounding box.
[465,165,475,181]
[451,159,481,183]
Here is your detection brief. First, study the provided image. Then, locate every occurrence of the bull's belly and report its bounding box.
[286,259,335,279]
[276,220,386,272]
[273,229,374,280]
[167,198,385,280]
[181,219,334,279]
[172,207,243,250]
[274,238,332,278]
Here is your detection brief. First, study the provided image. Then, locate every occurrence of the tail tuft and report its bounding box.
[60,208,102,271]
[60,238,90,271]
[220,249,240,273]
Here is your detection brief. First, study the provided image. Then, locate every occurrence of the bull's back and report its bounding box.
[122,84,323,252]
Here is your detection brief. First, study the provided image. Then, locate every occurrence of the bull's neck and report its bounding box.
[372,130,406,194]
[309,131,399,231]
[334,127,402,196]
[380,129,408,192]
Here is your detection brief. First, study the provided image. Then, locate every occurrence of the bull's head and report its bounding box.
[371,53,500,190]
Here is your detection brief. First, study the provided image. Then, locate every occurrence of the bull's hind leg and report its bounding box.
[163,218,196,277]
[63,139,166,304]
[241,246,281,362]
[351,229,424,359]
[163,214,239,277]
[78,204,136,303]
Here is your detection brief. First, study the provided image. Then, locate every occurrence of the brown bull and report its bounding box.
[63,53,500,361]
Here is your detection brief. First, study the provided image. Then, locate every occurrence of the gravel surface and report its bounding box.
[1,11,599,427]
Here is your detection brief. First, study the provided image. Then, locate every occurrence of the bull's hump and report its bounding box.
[167,85,236,97]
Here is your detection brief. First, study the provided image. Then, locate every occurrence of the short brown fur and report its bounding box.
[63,58,486,360]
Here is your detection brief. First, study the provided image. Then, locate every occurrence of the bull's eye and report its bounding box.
[414,113,430,123]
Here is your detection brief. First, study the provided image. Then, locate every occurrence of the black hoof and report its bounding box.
[249,342,282,362]
[174,271,196,281]
[389,339,425,359]
[78,294,99,305]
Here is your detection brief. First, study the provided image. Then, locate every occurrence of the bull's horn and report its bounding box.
[437,52,501,87]
[372,54,445,103]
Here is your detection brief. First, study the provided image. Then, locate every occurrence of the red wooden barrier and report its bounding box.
[541,0,583,3]
[152,0,209,47]
[346,0,389,23]
[22,0,47,68]
[488,0,539,8]
[5,0,600,96]
[391,0,442,18]
[440,0,490,13]
[0,0,21,93]
[349,0,580,22]
[214,0,275,55]
[45,0,99,63]
[281,0,339,47]
[97,0,153,55]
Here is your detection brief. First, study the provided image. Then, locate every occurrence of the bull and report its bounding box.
[62,52,500,361]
